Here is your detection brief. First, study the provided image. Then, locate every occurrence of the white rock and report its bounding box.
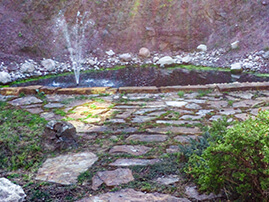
[138,47,150,58]
[0,178,26,202]
[153,57,159,63]
[88,59,96,66]
[262,51,269,59]
[0,72,11,84]
[119,53,132,62]
[156,56,175,67]
[182,55,192,64]
[231,40,240,49]
[231,62,242,74]
[106,50,115,56]
[41,59,55,72]
[21,61,35,73]
[197,44,207,52]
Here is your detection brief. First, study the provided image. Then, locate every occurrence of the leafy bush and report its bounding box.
[184,110,269,200]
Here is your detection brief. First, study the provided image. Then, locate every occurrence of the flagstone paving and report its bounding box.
[4,89,269,201]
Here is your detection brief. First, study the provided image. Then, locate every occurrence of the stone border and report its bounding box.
[1,82,269,96]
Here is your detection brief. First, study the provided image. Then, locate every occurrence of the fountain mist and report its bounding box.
[56,10,92,85]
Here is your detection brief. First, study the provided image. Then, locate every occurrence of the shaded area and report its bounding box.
[13,67,269,88]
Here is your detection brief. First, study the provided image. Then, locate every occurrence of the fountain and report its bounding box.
[55,10,93,85]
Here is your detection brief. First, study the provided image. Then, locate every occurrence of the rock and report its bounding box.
[0,178,26,202]
[155,175,180,185]
[126,134,168,142]
[262,51,269,59]
[92,168,134,190]
[44,103,65,109]
[78,188,190,202]
[109,145,151,156]
[42,120,78,151]
[156,56,175,67]
[174,135,198,144]
[153,56,159,63]
[36,152,98,185]
[197,44,207,52]
[8,96,43,106]
[21,61,35,73]
[0,71,11,84]
[185,186,223,201]
[109,158,160,167]
[41,59,55,71]
[138,47,150,58]
[166,101,188,107]
[119,53,132,62]
[182,55,192,64]
[231,40,239,49]
[105,50,115,56]
[230,62,242,74]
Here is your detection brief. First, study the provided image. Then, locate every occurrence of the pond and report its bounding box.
[13,66,269,88]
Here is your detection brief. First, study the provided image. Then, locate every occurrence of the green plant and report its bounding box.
[53,109,67,116]
[177,91,185,98]
[0,103,47,171]
[196,89,212,98]
[184,110,269,200]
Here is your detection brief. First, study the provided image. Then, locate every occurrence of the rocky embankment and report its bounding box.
[0,0,269,84]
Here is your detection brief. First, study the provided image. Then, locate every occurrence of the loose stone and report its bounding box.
[8,96,43,106]
[35,152,98,185]
[109,158,160,167]
[109,145,151,156]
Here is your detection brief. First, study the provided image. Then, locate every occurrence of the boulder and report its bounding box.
[0,72,11,84]
[197,44,207,52]
[41,59,56,72]
[20,61,35,73]
[105,50,115,56]
[156,56,175,67]
[42,120,77,151]
[0,178,26,202]
[262,51,269,60]
[138,47,150,58]
[119,53,132,62]
[231,62,243,74]
[231,40,240,49]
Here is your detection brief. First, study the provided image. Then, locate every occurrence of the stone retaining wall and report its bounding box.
[1,82,269,96]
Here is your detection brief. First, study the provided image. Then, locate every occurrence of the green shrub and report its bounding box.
[184,110,269,200]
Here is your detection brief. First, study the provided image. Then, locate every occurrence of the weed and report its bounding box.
[177,91,185,98]
[53,109,67,116]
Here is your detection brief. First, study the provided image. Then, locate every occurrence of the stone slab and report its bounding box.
[78,188,191,202]
[92,168,134,190]
[147,127,202,135]
[44,103,65,109]
[0,87,21,96]
[109,145,151,156]
[8,96,43,106]
[174,135,198,144]
[126,134,168,142]
[109,158,160,167]
[165,101,188,107]
[56,87,109,95]
[160,85,215,93]
[35,152,98,185]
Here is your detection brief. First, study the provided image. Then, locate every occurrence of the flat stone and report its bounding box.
[147,127,202,135]
[109,158,160,167]
[185,186,222,201]
[185,103,202,110]
[108,119,126,123]
[92,168,134,190]
[40,112,63,120]
[196,109,214,116]
[77,125,110,133]
[57,87,109,95]
[35,152,98,185]
[156,120,199,125]
[234,113,251,121]
[44,103,65,109]
[207,100,228,108]
[180,115,203,120]
[131,116,156,123]
[20,103,43,109]
[209,115,223,121]
[134,108,164,115]
[109,145,151,156]
[166,101,187,107]
[115,109,136,118]
[146,111,167,117]
[8,96,43,106]
[25,108,44,114]
[228,92,254,99]
[232,100,263,108]
[219,108,241,115]
[126,134,168,142]
[174,135,198,144]
[155,175,180,185]
[78,188,191,202]
[119,86,159,94]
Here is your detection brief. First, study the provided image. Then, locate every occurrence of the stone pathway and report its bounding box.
[3,88,269,201]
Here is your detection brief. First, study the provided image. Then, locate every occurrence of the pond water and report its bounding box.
[13,67,269,88]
